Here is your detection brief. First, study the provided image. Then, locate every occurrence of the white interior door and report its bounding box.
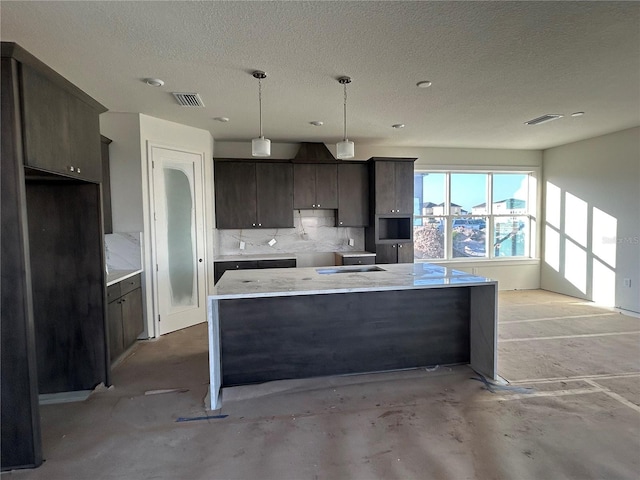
[151,146,206,335]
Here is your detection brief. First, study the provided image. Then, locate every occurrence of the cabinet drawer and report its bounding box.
[120,274,141,297]
[107,283,121,303]
[342,256,375,266]
[257,259,296,269]
[214,260,259,284]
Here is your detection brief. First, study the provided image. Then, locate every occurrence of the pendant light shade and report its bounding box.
[251,70,271,157]
[336,139,354,159]
[252,136,271,157]
[336,76,354,159]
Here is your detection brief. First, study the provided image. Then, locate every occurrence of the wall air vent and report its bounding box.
[172,92,205,107]
[524,114,564,126]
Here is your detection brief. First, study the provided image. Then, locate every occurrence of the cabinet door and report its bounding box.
[293,164,316,208]
[395,161,414,214]
[20,64,70,176]
[315,164,338,209]
[256,163,293,228]
[67,94,101,182]
[397,242,414,263]
[108,300,124,362]
[214,162,257,229]
[374,244,398,264]
[338,163,368,226]
[121,288,144,349]
[374,161,396,214]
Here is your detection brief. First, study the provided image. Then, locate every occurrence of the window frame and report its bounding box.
[414,167,539,262]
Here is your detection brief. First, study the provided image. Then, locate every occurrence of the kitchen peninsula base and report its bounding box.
[207,263,497,410]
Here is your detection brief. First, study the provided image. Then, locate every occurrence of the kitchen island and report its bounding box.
[207,263,497,409]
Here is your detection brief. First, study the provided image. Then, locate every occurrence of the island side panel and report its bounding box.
[207,298,222,410]
[218,287,471,386]
[469,284,498,380]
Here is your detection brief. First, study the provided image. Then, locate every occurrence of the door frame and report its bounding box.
[146,141,208,338]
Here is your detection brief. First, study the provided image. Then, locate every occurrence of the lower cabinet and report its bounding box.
[374,243,414,264]
[214,258,296,284]
[107,274,143,364]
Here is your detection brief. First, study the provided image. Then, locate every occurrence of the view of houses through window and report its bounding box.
[413,171,535,260]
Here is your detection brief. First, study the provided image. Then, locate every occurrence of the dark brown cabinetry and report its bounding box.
[374,243,414,264]
[107,274,143,364]
[337,163,369,227]
[372,158,414,214]
[294,163,338,209]
[101,136,113,234]
[20,63,101,182]
[1,43,107,470]
[335,254,376,266]
[214,258,296,284]
[365,157,416,264]
[214,161,293,229]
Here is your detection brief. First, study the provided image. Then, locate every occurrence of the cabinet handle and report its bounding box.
[68,165,75,172]
[252,223,256,227]
[392,245,396,248]
[312,204,316,208]
[317,204,320,207]
[258,223,262,227]
[339,222,343,225]
[77,167,81,174]
[399,244,403,248]
[358,260,362,264]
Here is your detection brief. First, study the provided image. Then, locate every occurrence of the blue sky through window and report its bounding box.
[418,173,527,213]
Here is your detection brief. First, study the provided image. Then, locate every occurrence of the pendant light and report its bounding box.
[336,76,354,159]
[251,70,271,157]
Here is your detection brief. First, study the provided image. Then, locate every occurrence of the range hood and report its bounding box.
[293,142,337,163]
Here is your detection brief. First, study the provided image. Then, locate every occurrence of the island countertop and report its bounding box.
[211,262,496,300]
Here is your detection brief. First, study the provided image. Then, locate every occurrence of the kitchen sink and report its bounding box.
[316,266,386,274]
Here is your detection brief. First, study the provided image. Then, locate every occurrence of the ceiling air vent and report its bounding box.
[524,114,563,126]
[172,92,205,107]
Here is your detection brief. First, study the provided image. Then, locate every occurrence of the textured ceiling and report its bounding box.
[2,1,639,150]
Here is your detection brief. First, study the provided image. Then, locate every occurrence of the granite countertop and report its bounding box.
[210,263,496,300]
[214,253,297,262]
[335,251,376,257]
[107,269,143,286]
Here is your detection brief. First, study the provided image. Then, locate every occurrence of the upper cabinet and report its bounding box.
[20,62,103,182]
[371,158,415,214]
[293,164,337,209]
[214,160,293,229]
[337,162,369,227]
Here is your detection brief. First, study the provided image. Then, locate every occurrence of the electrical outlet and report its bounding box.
[268,238,277,247]
[239,241,246,250]
[623,278,631,288]
[348,238,355,247]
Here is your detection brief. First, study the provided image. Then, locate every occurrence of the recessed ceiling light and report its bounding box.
[392,124,405,129]
[571,112,585,117]
[416,81,432,88]
[309,121,324,126]
[214,117,230,122]
[144,78,165,87]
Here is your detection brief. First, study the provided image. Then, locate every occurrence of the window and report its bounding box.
[413,171,536,260]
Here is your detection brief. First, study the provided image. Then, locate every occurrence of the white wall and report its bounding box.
[100,113,214,337]
[215,141,543,289]
[100,113,143,232]
[541,127,640,313]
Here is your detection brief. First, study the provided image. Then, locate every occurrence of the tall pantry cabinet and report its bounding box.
[1,43,109,470]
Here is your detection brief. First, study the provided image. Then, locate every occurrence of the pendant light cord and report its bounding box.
[343,82,348,141]
[258,77,263,138]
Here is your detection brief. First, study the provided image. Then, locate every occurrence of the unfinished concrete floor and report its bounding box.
[7,290,640,479]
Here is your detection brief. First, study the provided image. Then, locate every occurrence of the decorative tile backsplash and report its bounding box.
[216,209,364,256]
[105,232,143,271]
